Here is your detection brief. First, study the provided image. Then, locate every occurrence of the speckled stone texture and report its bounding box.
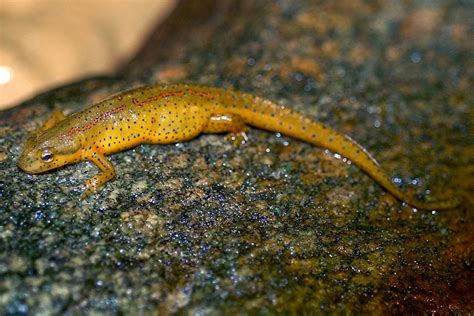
[1,0,473,314]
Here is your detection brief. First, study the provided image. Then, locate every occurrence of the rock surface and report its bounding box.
[1,0,473,314]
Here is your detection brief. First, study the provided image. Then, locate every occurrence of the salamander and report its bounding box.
[17,84,459,209]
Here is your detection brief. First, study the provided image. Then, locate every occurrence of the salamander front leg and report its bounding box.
[26,111,66,147]
[81,152,116,198]
[203,113,248,143]
[39,111,66,132]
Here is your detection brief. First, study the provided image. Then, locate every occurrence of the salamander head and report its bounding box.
[18,129,82,174]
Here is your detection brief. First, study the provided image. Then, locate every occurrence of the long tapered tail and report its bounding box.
[222,92,459,210]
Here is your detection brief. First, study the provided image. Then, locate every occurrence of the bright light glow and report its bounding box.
[0,66,12,85]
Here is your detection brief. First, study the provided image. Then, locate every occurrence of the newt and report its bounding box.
[17,84,458,209]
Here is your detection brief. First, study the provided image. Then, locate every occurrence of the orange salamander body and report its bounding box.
[18,84,458,209]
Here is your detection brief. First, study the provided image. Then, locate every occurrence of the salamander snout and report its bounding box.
[17,149,34,173]
[18,132,83,174]
[17,145,55,174]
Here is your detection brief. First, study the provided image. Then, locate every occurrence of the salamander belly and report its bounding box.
[142,103,209,144]
[96,103,209,154]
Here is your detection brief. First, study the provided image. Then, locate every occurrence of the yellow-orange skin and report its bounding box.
[18,84,458,209]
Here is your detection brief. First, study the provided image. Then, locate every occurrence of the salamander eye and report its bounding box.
[41,151,54,162]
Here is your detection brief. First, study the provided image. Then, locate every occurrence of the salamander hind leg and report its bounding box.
[203,113,249,143]
[203,114,247,133]
[81,152,116,199]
